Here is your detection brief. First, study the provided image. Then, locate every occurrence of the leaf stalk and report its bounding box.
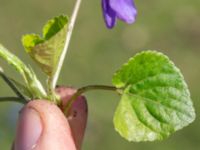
[0,97,27,104]
[51,0,82,90]
[64,85,120,115]
[0,68,27,102]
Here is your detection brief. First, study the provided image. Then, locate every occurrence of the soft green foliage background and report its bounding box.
[0,0,199,149]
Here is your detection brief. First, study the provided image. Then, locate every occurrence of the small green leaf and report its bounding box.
[22,15,68,77]
[113,50,195,142]
[0,44,47,99]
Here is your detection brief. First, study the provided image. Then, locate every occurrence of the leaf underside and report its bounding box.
[112,50,195,142]
[22,15,68,77]
[0,44,46,99]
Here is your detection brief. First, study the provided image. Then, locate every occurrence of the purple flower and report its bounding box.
[102,0,137,28]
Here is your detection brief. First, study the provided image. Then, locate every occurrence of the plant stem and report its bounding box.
[52,0,82,90]
[0,97,27,104]
[64,85,120,115]
[0,69,27,102]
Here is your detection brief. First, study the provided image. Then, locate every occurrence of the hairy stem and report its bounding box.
[64,85,120,115]
[52,0,82,89]
[0,97,27,104]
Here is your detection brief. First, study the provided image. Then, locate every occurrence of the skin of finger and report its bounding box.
[23,100,76,150]
[55,87,88,150]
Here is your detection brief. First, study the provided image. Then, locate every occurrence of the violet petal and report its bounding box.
[102,0,117,28]
[109,0,137,24]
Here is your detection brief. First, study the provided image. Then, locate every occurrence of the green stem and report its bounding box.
[0,97,27,104]
[0,70,27,102]
[64,85,120,115]
[51,0,82,89]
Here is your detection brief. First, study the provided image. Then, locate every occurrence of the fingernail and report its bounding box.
[15,107,42,150]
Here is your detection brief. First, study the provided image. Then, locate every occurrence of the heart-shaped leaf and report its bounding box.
[112,50,195,142]
[22,15,68,77]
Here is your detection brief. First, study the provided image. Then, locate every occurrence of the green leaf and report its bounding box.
[22,15,68,77]
[112,50,195,142]
[0,44,47,99]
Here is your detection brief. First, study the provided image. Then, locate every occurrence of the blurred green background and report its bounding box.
[0,0,199,149]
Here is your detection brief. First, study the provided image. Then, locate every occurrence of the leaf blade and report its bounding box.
[22,15,68,77]
[113,50,195,142]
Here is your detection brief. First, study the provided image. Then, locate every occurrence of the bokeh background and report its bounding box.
[0,0,199,149]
